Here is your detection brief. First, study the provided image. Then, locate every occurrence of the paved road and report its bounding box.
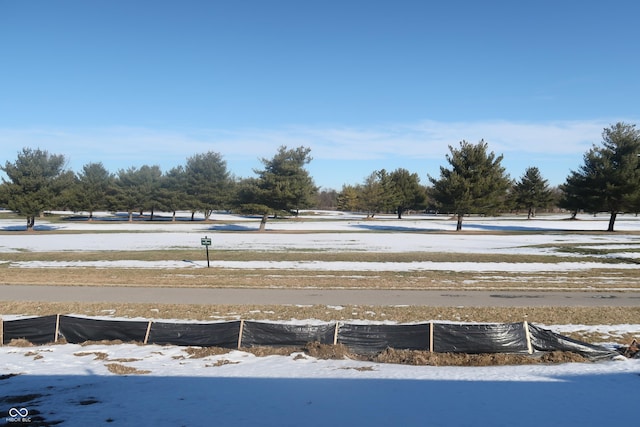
[2,285,640,307]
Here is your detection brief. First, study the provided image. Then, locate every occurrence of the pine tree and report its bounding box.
[184,152,232,220]
[389,168,427,219]
[428,140,510,231]
[248,146,317,231]
[512,167,553,219]
[112,165,163,221]
[0,148,74,231]
[157,166,190,221]
[359,171,387,218]
[336,184,360,212]
[560,122,640,231]
[74,162,114,220]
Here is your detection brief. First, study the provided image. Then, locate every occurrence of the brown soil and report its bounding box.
[370,348,588,366]
[104,363,151,375]
[3,302,639,326]
[212,343,593,366]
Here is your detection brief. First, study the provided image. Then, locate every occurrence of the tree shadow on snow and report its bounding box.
[351,224,439,232]
[464,223,563,232]
[1,371,637,426]
[205,224,258,231]
[0,224,61,232]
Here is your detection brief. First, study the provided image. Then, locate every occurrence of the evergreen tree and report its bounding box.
[157,166,189,221]
[184,152,231,220]
[512,167,553,219]
[0,148,74,231]
[336,184,360,212]
[560,122,640,231]
[428,140,510,231]
[359,171,387,218]
[112,165,162,221]
[389,168,427,219]
[74,162,114,220]
[245,146,316,231]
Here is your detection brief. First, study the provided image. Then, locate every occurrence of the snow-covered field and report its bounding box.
[2,212,640,426]
[2,212,640,273]
[2,341,639,427]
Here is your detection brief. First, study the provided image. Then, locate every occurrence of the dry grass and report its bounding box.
[104,363,150,375]
[2,240,639,291]
[2,300,639,326]
[74,351,109,360]
[183,346,232,358]
[2,226,639,354]
[2,265,639,290]
[170,342,595,367]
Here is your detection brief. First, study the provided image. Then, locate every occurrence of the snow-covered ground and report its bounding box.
[2,212,640,274]
[2,341,639,427]
[1,212,640,426]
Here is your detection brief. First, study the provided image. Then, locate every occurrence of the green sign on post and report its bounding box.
[201,236,212,267]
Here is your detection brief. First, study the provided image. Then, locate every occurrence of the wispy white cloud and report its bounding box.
[0,118,633,187]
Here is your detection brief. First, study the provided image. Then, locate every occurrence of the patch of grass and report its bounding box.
[0,248,622,264]
[104,363,150,375]
[184,346,232,358]
[74,351,109,360]
[2,301,639,326]
[1,263,638,290]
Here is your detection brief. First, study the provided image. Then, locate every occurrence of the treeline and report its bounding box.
[1,123,639,232]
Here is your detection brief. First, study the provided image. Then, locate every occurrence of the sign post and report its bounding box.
[201,236,212,268]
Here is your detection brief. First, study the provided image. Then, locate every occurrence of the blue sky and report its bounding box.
[1,0,639,190]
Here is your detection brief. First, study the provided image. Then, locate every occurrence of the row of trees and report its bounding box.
[2,122,639,232]
[0,146,316,231]
[423,122,639,231]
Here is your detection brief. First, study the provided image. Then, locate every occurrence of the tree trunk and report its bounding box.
[150,207,155,221]
[607,211,617,232]
[259,213,268,232]
[456,214,463,231]
[397,206,402,219]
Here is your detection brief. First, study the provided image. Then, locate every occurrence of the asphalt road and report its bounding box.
[2,285,640,307]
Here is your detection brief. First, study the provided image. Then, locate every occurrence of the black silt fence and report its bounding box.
[432,322,530,354]
[1,315,58,345]
[240,321,337,348]
[148,321,241,348]
[0,316,620,360]
[527,323,616,361]
[336,323,431,355]
[58,315,149,344]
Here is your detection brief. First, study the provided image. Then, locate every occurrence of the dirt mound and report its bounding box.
[369,348,590,366]
[242,346,299,357]
[537,351,590,364]
[304,342,354,359]
[184,346,232,358]
[6,338,34,347]
[279,345,592,366]
[79,339,143,346]
[171,343,597,365]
